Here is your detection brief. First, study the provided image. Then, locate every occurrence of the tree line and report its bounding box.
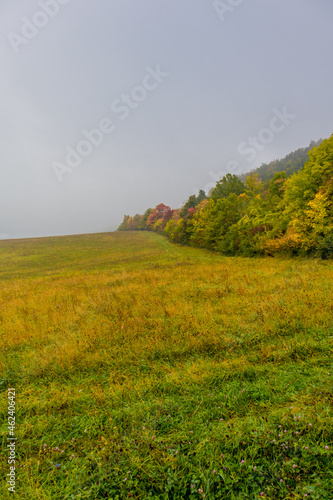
[118,135,333,258]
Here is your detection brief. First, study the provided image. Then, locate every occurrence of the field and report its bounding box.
[0,231,332,499]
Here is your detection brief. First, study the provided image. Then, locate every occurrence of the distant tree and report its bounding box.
[118,215,130,231]
[139,208,153,230]
[196,189,207,204]
[118,214,143,230]
[128,214,143,230]
[165,209,184,243]
[210,174,245,200]
[180,195,198,218]
[147,204,173,230]
[245,173,262,197]
[268,171,287,198]
[191,194,244,250]
[180,190,207,218]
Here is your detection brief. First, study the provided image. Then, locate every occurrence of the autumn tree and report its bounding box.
[210,174,245,200]
[147,204,173,231]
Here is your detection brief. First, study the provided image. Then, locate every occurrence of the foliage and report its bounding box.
[180,190,207,218]
[147,204,173,231]
[121,134,333,258]
[118,205,173,233]
[210,174,245,200]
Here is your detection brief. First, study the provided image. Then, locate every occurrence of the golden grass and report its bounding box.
[0,231,332,499]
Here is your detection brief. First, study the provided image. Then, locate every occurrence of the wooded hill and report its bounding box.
[239,139,322,183]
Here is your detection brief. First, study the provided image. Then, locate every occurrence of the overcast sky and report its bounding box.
[1,0,332,239]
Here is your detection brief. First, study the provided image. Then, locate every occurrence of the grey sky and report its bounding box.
[1,0,332,239]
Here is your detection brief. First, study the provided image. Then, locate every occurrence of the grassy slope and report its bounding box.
[0,232,332,499]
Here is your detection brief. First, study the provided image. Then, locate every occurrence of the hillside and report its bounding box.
[0,232,332,499]
[239,139,323,183]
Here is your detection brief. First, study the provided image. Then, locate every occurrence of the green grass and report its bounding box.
[0,231,332,499]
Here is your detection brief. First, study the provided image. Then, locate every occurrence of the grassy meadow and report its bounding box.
[0,231,333,499]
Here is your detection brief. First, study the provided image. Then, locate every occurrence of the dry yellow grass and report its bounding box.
[0,231,332,499]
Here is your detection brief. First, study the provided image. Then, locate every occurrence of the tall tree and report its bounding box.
[210,173,245,200]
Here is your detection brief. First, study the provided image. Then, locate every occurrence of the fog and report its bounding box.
[1,0,332,239]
